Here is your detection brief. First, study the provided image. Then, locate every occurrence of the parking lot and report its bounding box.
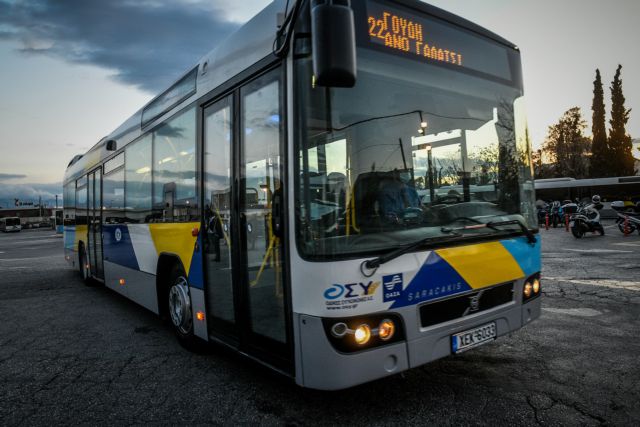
[1,225,639,425]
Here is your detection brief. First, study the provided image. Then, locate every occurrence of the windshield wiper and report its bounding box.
[441,217,500,234]
[486,219,537,244]
[361,231,463,277]
[361,218,537,276]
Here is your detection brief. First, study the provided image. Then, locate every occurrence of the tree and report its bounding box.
[542,107,591,179]
[609,64,636,176]
[590,69,609,177]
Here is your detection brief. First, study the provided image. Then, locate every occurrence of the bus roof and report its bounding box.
[64,0,519,184]
[535,176,640,190]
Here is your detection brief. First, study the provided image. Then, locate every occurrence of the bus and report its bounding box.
[63,0,541,390]
[535,176,640,204]
[0,217,22,232]
[51,209,64,234]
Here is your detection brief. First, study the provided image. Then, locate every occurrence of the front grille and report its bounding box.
[419,282,514,328]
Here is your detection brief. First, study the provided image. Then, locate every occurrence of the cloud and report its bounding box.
[0,182,63,208]
[0,0,247,93]
[0,173,27,181]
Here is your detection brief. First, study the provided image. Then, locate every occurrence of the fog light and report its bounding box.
[378,319,395,341]
[523,282,532,298]
[331,322,348,338]
[354,324,371,345]
[533,278,540,294]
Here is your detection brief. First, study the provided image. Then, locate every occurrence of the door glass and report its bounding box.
[241,69,286,343]
[94,169,104,278]
[88,173,96,275]
[204,97,235,324]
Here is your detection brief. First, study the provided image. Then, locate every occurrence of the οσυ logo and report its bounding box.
[324,281,380,300]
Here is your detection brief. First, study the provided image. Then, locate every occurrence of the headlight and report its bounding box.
[323,314,404,353]
[331,322,348,338]
[523,282,532,298]
[354,324,371,345]
[378,319,395,341]
[523,273,541,302]
[532,278,541,294]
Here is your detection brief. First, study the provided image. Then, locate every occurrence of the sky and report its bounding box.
[0,0,639,206]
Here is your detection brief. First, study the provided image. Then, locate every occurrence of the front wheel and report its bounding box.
[571,223,584,239]
[167,265,204,351]
[78,244,93,285]
[617,222,636,235]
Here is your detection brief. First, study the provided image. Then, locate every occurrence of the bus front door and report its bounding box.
[203,67,291,372]
[87,169,104,280]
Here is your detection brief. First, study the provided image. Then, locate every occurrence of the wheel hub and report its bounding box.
[169,277,192,334]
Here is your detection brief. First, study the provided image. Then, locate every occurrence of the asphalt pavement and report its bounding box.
[0,225,639,425]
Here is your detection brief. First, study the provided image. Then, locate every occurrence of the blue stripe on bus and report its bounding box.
[103,224,140,271]
[187,234,204,289]
[390,252,472,309]
[499,236,541,277]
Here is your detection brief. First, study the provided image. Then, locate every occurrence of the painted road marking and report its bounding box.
[0,255,60,262]
[0,234,58,239]
[545,277,640,292]
[613,242,640,247]
[565,248,632,254]
[543,307,603,317]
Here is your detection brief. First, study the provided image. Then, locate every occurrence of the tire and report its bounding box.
[78,244,93,286]
[597,225,605,236]
[571,225,583,239]
[618,222,635,235]
[166,264,205,352]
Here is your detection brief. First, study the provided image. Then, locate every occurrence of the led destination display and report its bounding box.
[362,0,513,81]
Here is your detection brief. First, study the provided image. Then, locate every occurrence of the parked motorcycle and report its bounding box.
[615,212,640,235]
[570,196,604,238]
[536,203,549,226]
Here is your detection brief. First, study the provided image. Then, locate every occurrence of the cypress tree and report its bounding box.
[590,69,608,177]
[609,64,636,176]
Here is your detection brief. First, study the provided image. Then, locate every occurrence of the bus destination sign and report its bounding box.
[362,0,514,81]
[366,4,463,67]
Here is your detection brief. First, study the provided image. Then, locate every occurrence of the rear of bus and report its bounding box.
[291,0,540,389]
[2,217,22,232]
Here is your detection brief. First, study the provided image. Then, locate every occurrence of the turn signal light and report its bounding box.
[354,324,371,345]
[119,278,126,286]
[378,319,395,341]
[196,311,205,322]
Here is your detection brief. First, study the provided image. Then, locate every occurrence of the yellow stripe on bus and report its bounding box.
[148,223,198,275]
[435,242,525,289]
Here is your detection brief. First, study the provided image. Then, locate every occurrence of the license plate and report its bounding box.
[451,322,496,354]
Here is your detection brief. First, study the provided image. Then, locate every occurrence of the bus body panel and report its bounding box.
[289,236,541,318]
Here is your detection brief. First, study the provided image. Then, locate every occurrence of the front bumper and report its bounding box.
[295,296,541,390]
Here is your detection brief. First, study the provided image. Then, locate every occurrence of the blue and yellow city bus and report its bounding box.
[63,0,541,390]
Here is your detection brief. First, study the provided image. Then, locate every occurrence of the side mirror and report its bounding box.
[106,140,117,151]
[310,0,357,87]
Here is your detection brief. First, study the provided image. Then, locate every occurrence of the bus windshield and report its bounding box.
[295,7,536,259]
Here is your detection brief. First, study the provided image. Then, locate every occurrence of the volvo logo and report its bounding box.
[463,290,484,316]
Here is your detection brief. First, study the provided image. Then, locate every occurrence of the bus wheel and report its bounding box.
[167,265,204,351]
[79,244,92,286]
